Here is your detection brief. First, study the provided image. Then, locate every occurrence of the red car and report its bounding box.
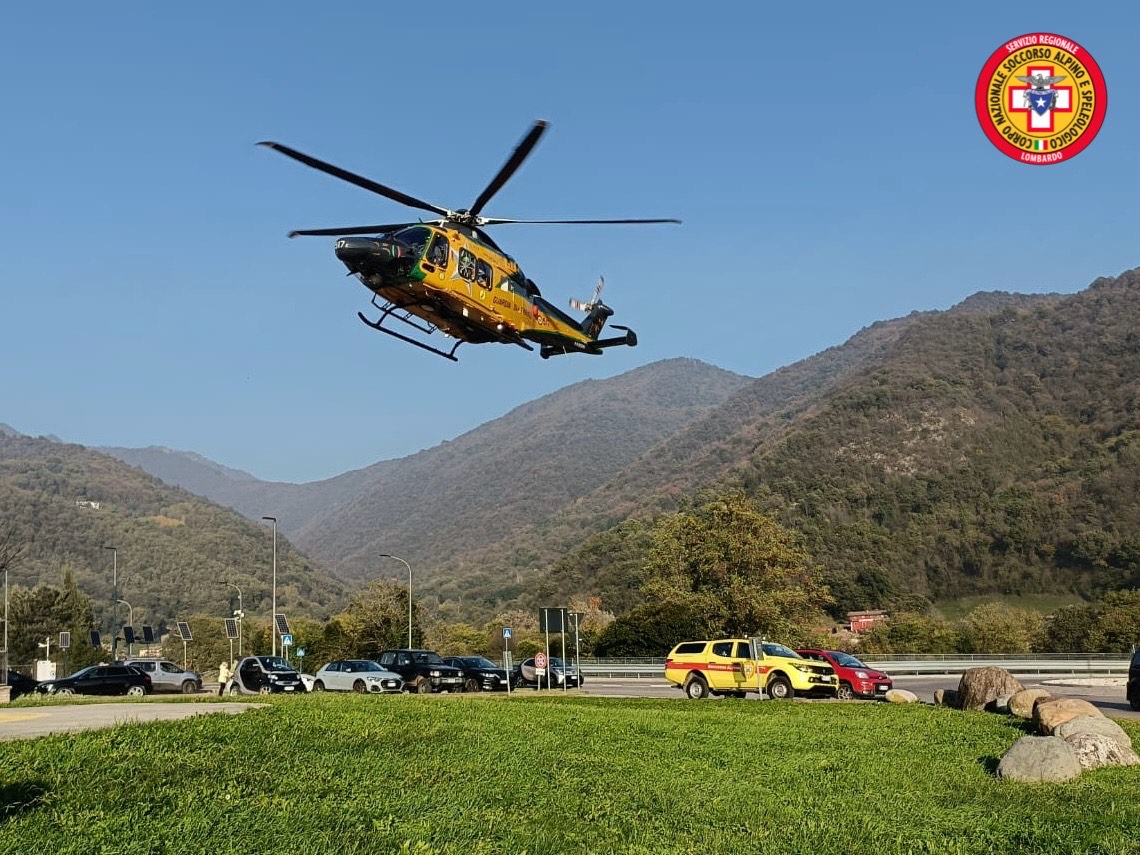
[796,649,892,700]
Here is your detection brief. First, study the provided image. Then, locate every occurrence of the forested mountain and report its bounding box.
[0,434,347,635]
[23,269,1140,630]
[519,269,1140,619]
[100,358,751,579]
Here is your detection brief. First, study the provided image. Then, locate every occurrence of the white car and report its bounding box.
[312,659,404,693]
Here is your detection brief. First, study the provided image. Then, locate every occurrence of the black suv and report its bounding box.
[377,649,464,694]
[443,656,508,692]
[38,664,152,697]
[1128,647,1140,711]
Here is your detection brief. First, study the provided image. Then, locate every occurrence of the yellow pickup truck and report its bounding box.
[665,638,837,700]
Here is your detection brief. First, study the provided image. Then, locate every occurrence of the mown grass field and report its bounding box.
[2,693,1139,854]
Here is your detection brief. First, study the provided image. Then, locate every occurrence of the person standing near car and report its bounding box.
[217,660,232,697]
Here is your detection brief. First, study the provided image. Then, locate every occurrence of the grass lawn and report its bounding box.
[1,693,1138,854]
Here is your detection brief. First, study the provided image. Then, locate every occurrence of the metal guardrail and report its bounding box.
[577,655,1133,679]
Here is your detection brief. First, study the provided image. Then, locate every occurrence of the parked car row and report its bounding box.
[222,649,585,696]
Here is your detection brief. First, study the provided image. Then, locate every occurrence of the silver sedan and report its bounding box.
[312,659,404,694]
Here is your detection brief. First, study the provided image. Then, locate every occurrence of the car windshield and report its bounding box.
[831,652,866,668]
[349,661,385,672]
[462,657,498,669]
[257,656,294,672]
[761,643,801,659]
[412,652,445,665]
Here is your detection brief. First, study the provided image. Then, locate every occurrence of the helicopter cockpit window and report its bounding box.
[457,249,477,282]
[392,226,431,259]
[427,234,450,268]
[474,259,492,289]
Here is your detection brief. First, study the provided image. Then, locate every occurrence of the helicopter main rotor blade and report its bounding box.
[468,120,548,218]
[478,217,683,225]
[257,141,450,219]
[287,223,422,238]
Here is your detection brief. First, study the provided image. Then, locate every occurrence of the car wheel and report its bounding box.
[684,675,709,700]
[837,682,855,701]
[464,678,480,693]
[313,680,325,692]
[415,677,433,694]
[228,683,241,695]
[767,675,793,700]
[181,680,197,695]
[258,686,272,695]
[353,680,366,694]
[127,685,146,697]
[57,686,75,696]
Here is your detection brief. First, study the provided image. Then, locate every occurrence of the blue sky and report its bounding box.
[1,3,1136,482]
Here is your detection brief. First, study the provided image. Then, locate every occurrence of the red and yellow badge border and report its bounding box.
[975,32,1107,165]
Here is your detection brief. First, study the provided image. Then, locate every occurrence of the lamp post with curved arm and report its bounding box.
[103,546,118,657]
[117,599,134,656]
[227,583,244,657]
[379,554,413,648]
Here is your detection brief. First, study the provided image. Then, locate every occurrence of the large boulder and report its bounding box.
[957,667,1025,712]
[1034,697,1103,735]
[884,689,919,704]
[1055,715,1133,750]
[1009,688,1050,719]
[1062,732,1140,770]
[997,736,1082,782]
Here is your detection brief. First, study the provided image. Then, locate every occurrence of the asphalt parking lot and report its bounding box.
[580,674,1139,720]
[0,702,266,741]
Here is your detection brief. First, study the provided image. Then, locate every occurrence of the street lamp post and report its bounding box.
[103,546,118,659]
[228,583,244,657]
[261,517,277,657]
[117,599,134,656]
[379,554,413,648]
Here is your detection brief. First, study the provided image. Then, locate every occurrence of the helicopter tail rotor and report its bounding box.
[569,276,605,313]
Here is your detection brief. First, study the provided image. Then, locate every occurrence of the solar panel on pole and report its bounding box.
[177,622,193,641]
[224,618,239,639]
[59,631,71,649]
[141,625,155,644]
[90,630,101,649]
[274,614,290,636]
[123,626,136,645]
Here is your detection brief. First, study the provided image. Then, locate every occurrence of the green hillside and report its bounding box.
[475,269,1140,619]
[0,435,346,635]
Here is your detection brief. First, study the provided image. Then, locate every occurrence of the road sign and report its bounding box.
[281,633,293,647]
[535,651,547,676]
[297,647,305,657]
[503,627,512,640]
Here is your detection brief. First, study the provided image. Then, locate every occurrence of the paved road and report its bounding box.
[0,702,266,741]
[579,674,1139,720]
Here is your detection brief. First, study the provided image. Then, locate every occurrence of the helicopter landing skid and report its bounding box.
[357,305,461,362]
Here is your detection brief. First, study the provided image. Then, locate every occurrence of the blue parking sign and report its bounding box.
[503,627,512,640]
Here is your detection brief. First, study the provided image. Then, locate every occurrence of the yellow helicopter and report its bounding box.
[259,121,679,361]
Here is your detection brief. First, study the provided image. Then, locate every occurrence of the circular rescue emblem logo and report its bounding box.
[975,33,1107,164]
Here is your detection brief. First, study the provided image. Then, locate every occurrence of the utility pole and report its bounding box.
[261,518,277,657]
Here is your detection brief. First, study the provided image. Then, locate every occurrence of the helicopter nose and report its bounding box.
[334,237,387,263]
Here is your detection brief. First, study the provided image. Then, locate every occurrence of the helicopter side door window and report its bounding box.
[427,234,450,269]
[457,249,477,282]
[474,259,492,290]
